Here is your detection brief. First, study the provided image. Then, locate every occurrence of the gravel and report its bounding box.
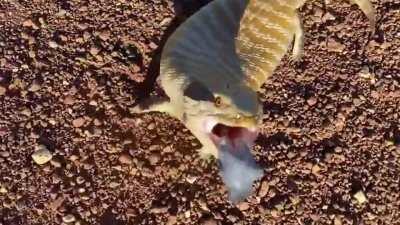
[0,0,399,224]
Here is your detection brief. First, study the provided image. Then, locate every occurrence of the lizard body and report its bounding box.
[133,0,376,202]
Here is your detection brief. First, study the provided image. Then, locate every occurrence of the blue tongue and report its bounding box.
[218,140,264,203]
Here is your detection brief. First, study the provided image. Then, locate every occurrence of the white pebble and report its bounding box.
[62,214,76,223]
[354,190,367,204]
[31,146,53,165]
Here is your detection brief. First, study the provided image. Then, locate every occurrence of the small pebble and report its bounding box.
[159,17,172,27]
[354,190,367,204]
[90,47,100,56]
[322,12,336,21]
[50,159,62,168]
[22,19,37,28]
[184,210,191,218]
[109,182,119,188]
[48,118,57,125]
[147,123,155,130]
[21,108,32,117]
[327,39,345,52]
[258,180,269,197]
[0,151,10,158]
[166,216,177,225]
[185,175,197,184]
[311,164,321,175]
[271,209,280,218]
[0,186,7,194]
[32,146,53,165]
[70,155,79,162]
[149,153,160,165]
[149,42,158,49]
[334,216,342,225]
[287,151,296,159]
[76,176,85,185]
[118,153,133,164]
[28,82,41,92]
[62,214,76,223]
[150,206,168,214]
[49,41,58,48]
[203,218,218,225]
[0,86,6,95]
[237,202,250,211]
[56,9,67,17]
[307,97,317,106]
[64,95,75,105]
[72,117,85,128]
[98,31,110,41]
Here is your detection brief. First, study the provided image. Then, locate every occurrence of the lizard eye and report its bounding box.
[214,96,222,107]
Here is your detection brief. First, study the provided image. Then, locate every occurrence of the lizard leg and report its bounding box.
[130,96,174,115]
[198,146,217,166]
[183,116,219,161]
[198,145,218,160]
[290,12,304,61]
[192,130,218,161]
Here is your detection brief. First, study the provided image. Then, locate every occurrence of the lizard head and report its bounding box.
[182,79,264,202]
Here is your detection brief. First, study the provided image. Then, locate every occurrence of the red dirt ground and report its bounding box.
[0,0,399,224]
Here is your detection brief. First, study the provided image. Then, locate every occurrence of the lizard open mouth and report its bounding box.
[206,122,258,149]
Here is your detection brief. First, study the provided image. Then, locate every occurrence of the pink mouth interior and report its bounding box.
[210,123,258,149]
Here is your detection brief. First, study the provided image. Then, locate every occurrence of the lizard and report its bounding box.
[131,0,376,202]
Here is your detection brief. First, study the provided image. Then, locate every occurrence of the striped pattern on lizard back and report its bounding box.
[236,0,302,90]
